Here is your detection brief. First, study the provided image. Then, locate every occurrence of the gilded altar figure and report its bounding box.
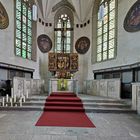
[57,54,70,70]
[57,56,65,69]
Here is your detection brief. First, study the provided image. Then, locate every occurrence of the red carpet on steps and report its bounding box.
[35,92,95,128]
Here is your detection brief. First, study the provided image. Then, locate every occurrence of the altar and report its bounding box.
[49,79,78,95]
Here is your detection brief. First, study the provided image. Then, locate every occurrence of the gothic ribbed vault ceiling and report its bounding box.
[36,0,95,22]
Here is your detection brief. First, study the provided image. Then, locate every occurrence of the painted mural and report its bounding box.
[0,2,9,29]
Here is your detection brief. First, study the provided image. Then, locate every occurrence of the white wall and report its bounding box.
[86,0,140,80]
[74,12,93,91]
[36,4,51,91]
[3,0,137,93]
[0,0,40,79]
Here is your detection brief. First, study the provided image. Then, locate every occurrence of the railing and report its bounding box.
[13,77,44,98]
[84,79,121,99]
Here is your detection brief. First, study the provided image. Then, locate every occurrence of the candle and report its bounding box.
[26,90,29,98]
[6,94,9,102]
[2,97,4,106]
[10,98,13,107]
[14,95,16,103]
[11,88,14,98]
[23,96,25,102]
[19,99,22,107]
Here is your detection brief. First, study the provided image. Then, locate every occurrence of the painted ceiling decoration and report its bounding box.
[37,34,52,53]
[75,37,90,54]
[124,0,140,32]
[0,2,9,29]
[37,0,94,22]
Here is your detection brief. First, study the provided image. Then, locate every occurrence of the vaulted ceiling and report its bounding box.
[36,0,95,22]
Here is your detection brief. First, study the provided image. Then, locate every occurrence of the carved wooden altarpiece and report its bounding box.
[48,53,78,78]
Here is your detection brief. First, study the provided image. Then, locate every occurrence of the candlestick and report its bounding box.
[10,98,13,107]
[19,99,22,107]
[11,88,14,98]
[26,90,29,98]
[23,95,25,102]
[14,95,16,103]
[2,97,4,106]
[6,94,9,102]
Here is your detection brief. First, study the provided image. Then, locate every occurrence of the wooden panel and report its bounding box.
[70,53,78,72]
[48,53,78,72]
[48,53,57,71]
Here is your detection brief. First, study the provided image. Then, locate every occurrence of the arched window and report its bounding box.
[54,8,73,53]
[15,0,34,59]
[96,0,117,62]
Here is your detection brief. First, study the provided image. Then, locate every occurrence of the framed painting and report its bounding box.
[124,0,140,32]
[75,37,90,54]
[37,34,52,53]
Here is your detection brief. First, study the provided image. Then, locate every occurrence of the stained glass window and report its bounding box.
[96,0,117,62]
[15,0,32,59]
[55,14,72,53]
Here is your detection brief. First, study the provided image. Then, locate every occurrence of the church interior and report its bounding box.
[0,0,140,139]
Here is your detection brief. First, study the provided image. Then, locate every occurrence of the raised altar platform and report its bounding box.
[48,79,78,95]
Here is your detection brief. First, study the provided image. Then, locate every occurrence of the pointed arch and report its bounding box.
[54,6,74,53]
[92,0,118,63]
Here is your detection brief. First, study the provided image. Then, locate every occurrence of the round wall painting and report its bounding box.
[37,34,52,53]
[124,0,140,32]
[75,37,90,54]
[0,2,9,29]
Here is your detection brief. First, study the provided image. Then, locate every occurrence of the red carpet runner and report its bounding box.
[35,92,95,128]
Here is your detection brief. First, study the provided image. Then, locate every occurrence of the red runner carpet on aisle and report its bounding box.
[35,92,95,128]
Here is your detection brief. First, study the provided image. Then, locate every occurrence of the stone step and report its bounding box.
[84,103,131,108]
[0,106,43,111]
[27,97,128,104]
[0,95,133,113]
[81,99,129,104]
[85,107,136,114]
[0,106,136,113]
[27,97,47,101]
[22,101,131,109]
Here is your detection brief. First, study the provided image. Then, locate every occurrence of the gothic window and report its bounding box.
[96,0,117,62]
[54,9,73,53]
[15,0,32,59]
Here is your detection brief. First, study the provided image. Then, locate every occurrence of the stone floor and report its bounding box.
[0,111,140,140]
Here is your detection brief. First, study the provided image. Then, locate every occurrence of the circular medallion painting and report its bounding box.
[75,37,90,54]
[124,0,140,32]
[0,2,9,29]
[37,34,52,53]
